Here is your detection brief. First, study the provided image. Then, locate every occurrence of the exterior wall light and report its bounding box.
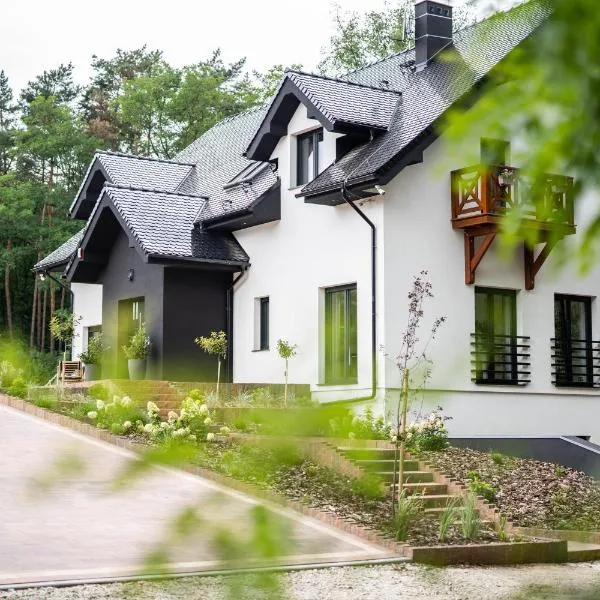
[128,269,135,282]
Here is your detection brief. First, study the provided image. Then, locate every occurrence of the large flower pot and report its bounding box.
[128,358,147,380]
[84,364,99,382]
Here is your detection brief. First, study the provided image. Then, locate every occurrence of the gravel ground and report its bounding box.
[2,562,600,600]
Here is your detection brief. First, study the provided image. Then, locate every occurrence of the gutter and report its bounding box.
[341,185,377,402]
[40,269,75,310]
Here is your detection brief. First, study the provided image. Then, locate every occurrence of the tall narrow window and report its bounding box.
[324,284,357,384]
[473,287,522,384]
[297,128,323,186]
[554,295,594,387]
[259,297,269,351]
[481,138,510,166]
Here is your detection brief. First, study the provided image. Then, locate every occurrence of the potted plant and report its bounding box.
[79,333,108,382]
[123,324,151,380]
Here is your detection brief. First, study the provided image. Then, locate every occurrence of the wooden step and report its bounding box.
[338,447,397,460]
[355,459,419,472]
[416,494,459,509]
[376,470,434,483]
[567,542,600,563]
[423,506,478,517]
[398,482,448,496]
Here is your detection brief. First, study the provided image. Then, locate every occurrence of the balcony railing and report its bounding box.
[451,164,574,228]
[551,338,600,388]
[471,333,531,386]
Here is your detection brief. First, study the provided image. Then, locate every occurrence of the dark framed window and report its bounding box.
[259,297,269,351]
[481,138,510,166]
[554,295,594,387]
[297,128,323,186]
[473,287,521,384]
[324,284,357,385]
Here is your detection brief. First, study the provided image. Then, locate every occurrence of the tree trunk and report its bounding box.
[40,287,47,352]
[30,274,38,349]
[284,358,289,407]
[49,284,56,353]
[216,357,221,403]
[36,287,42,349]
[4,240,12,339]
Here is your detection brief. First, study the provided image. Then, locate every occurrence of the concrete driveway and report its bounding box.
[0,405,393,587]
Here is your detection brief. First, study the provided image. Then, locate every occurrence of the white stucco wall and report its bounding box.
[231,98,600,441]
[233,104,386,400]
[71,282,103,360]
[381,131,600,441]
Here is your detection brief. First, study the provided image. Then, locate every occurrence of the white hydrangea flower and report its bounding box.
[123,421,132,431]
[203,417,212,426]
[188,434,197,442]
[160,421,169,429]
[136,420,145,431]
[146,401,160,416]
[199,404,209,415]
[206,432,216,442]
[168,411,179,422]
[120,396,132,407]
[87,411,97,420]
[96,399,105,410]
[219,426,231,436]
[143,423,154,433]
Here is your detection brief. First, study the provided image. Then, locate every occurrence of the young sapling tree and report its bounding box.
[276,339,298,407]
[195,330,228,403]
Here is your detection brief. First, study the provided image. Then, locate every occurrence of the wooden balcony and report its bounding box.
[451,165,575,289]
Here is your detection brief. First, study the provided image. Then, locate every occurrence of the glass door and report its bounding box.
[324,285,357,384]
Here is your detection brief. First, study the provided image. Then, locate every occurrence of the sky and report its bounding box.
[0,0,516,96]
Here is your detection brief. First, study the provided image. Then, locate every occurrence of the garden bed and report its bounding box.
[420,446,600,531]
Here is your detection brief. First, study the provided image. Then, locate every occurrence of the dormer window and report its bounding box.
[296,128,323,186]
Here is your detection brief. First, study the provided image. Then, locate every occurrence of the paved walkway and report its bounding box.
[0,405,393,588]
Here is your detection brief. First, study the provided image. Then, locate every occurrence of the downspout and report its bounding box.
[341,185,377,401]
[226,266,249,384]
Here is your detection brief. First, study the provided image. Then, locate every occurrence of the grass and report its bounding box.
[393,491,423,542]
[460,493,481,540]
[438,497,460,542]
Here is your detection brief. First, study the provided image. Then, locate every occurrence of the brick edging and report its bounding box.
[0,395,408,558]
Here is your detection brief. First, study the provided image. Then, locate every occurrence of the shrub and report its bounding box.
[32,394,59,410]
[350,472,385,500]
[88,383,110,401]
[460,493,482,540]
[123,324,151,360]
[49,309,78,346]
[490,450,506,466]
[405,408,449,452]
[554,464,567,478]
[329,406,390,440]
[0,360,22,388]
[7,377,27,398]
[67,398,97,421]
[468,472,497,503]
[89,395,146,434]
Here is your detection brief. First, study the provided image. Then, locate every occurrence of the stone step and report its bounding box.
[376,470,434,484]
[355,459,419,472]
[423,506,478,517]
[415,494,459,509]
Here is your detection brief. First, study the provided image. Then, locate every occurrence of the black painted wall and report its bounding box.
[98,229,165,379]
[162,267,231,382]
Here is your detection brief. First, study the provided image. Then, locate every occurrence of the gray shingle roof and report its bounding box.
[97,151,194,192]
[285,71,401,130]
[103,186,248,264]
[201,163,279,222]
[34,229,85,272]
[299,0,551,197]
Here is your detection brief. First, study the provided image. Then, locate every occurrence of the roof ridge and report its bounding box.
[286,69,402,94]
[341,0,544,78]
[103,183,207,200]
[96,149,196,167]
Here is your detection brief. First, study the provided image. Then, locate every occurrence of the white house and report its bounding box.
[36,0,600,441]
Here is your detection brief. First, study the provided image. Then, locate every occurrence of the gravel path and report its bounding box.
[2,563,600,600]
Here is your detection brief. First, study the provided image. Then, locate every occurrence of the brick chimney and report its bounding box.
[415,0,453,71]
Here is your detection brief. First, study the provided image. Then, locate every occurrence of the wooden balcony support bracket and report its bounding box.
[464,230,497,285]
[524,238,558,291]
